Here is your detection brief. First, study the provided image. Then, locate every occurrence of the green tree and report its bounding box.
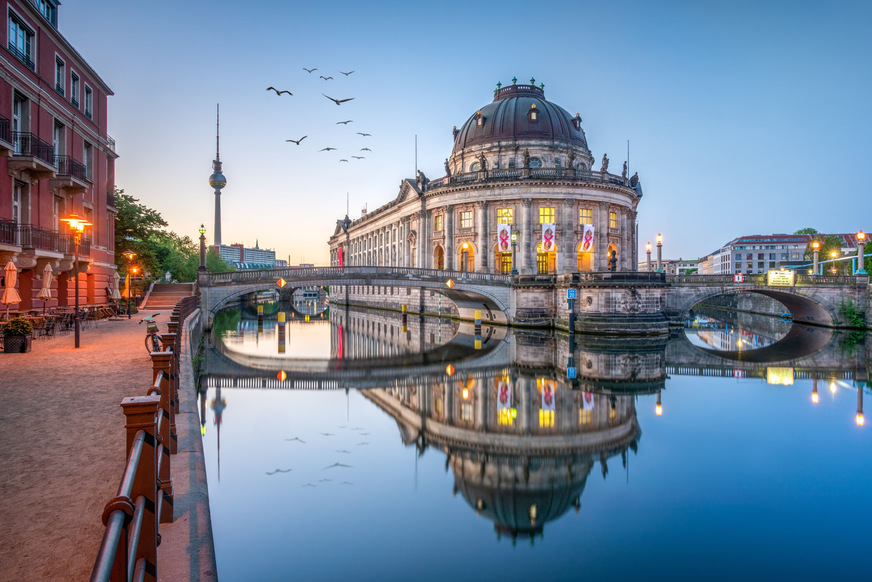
[804,234,847,274]
[794,227,818,235]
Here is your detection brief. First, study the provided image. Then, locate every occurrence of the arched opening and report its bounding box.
[577,241,594,272]
[458,242,475,272]
[607,243,619,271]
[536,242,557,274]
[494,243,513,274]
[434,245,445,270]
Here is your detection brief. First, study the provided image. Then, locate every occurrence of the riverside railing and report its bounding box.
[206,265,514,286]
[91,297,197,581]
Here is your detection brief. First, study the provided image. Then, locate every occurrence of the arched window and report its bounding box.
[529,157,542,168]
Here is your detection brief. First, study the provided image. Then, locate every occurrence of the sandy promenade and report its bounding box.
[0,312,170,580]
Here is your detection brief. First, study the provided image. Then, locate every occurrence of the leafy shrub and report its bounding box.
[3,317,34,336]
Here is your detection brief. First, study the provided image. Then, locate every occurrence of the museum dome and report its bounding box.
[451,83,589,155]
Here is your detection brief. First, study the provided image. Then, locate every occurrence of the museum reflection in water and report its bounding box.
[203,301,869,540]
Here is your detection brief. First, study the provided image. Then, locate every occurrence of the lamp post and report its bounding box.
[856,230,866,275]
[646,242,652,272]
[60,212,92,348]
[830,251,838,275]
[811,240,820,274]
[198,224,207,272]
[656,233,663,273]
[122,250,136,319]
[510,232,518,275]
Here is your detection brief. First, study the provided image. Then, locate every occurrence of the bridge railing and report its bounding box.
[206,266,513,286]
[667,273,868,286]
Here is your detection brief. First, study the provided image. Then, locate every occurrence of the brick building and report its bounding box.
[0,0,117,311]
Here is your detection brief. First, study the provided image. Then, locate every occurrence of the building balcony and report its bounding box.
[49,155,89,195]
[9,132,57,182]
[55,83,65,97]
[7,43,34,71]
[0,222,89,269]
[0,116,13,157]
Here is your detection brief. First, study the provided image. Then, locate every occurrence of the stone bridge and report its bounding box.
[198,268,869,332]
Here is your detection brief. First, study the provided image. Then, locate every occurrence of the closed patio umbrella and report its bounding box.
[111,271,122,300]
[2,261,21,318]
[37,263,53,314]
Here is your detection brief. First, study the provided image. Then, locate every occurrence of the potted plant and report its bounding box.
[3,316,34,353]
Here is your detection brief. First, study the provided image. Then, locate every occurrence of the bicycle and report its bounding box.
[140,313,163,353]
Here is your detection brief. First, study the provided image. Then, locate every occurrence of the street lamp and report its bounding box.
[656,233,663,273]
[130,266,139,312]
[856,230,866,275]
[830,251,838,275]
[198,224,207,272]
[811,240,820,274]
[60,212,92,348]
[646,242,652,272]
[510,232,518,275]
[122,250,136,319]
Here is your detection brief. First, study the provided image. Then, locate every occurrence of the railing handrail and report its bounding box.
[206,265,514,286]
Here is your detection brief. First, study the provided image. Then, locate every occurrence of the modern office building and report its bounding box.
[328,82,644,274]
[212,240,277,269]
[0,0,117,311]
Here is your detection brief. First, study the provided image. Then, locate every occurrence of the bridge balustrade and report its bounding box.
[206,266,513,286]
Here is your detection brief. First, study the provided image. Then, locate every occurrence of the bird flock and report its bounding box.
[265,424,372,488]
[267,67,373,164]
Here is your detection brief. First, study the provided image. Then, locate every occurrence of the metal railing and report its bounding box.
[207,265,514,286]
[91,299,195,581]
[55,154,88,181]
[0,221,91,256]
[12,132,55,165]
[0,115,10,144]
[666,273,867,286]
[7,42,34,70]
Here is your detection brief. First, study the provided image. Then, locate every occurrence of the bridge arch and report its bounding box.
[675,288,835,326]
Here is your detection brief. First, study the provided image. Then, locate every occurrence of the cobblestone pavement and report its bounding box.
[0,313,162,581]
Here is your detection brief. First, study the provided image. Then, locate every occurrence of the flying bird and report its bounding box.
[340,70,355,76]
[267,87,293,96]
[336,449,351,454]
[324,462,353,469]
[303,67,317,73]
[265,468,292,475]
[360,148,371,152]
[285,136,307,145]
[357,132,371,137]
[319,479,333,483]
[320,75,334,80]
[320,432,335,436]
[285,437,307,443]
[303,483,316,488]
[339,159,349,162]
[320,147,337,151]
[356,442,370,446]
[322,94,355,106]
[352,156,365,159]
[336,120,353,125]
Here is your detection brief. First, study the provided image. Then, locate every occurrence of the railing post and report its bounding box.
[151,351,177,456]
[121,395,160,582]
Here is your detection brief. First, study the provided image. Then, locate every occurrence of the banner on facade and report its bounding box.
[580,224,595,253]
[541,379,556,411]
[581,391,595,411]
[497,223,511,253]
[541,223,556,252]
[497,378,512,411]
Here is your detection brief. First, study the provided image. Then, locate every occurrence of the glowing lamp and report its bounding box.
[857,414,865,426]
[462,388,469,400]
[462,242,469,249]
[60,212,92,234]
[656,233,663,245]
[812,390,819,404]
[829,381,837,394]
[655,404,663,416]
[122,250,136,261]
[811,240,820,250]
[858,230,866,241]
[511,232,517,242]
[646,242,651,252]
[198,224,206,236]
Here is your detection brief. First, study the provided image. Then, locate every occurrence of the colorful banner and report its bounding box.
[541,379,556,411]
[497,378,512,411]
[581,391,595,411]
[580,224,595,253]
[497,223,511,253]
[541,223,556,252]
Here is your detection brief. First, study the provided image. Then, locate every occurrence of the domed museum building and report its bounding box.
[329,81,643,275]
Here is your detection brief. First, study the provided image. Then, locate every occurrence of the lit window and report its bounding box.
[579,408,592,425]
[460,211,472,228]
[497,208,513,225]
[539,207,555,224]
[84,86,93,119]
[609,211,617,229]
[579,208,592,224]
[461,403,473,421]
[55,57,65,96]
[528,104,539,122]
[9,14,34,70]
[539,409,555,428]
[434,214,443,232]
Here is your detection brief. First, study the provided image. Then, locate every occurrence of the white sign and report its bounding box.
[733,274,744,283]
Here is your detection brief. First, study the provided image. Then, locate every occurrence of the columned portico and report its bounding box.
[520,198,533,275]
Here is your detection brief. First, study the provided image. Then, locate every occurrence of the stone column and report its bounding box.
[596,202,609,271]
[520,198,533,274]
[417,208,429,269]
[620,210,629,271]
[402,217,411,267]
[562,200,575,273]
[444,204,455,271]
[475,200,488,272]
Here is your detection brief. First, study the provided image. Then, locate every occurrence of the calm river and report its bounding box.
[199,298,871,581]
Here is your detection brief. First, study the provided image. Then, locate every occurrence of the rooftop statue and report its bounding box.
[600,153,609,173]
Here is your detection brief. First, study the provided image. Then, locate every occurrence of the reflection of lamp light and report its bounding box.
[655,390,663,416]
[857,386,864,426]
[812,385,819,404]
[646,242,652,272]
[462,388,469,399]
[829,381,837,394]
[856,414,865,426]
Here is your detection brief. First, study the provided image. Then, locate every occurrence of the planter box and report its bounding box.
[4,335,32,353]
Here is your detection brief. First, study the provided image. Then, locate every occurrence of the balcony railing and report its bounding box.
[0,115,10,144]
[7,43,34,70]
[12,132,56,165]
[55,83,64,97]
[70,97,79,109]
[0,221,90,256]
[55,155,88,181]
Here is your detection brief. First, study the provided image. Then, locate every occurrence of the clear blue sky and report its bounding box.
[63,0,871,264]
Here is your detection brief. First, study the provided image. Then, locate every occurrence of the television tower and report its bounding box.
[209,104,227,246]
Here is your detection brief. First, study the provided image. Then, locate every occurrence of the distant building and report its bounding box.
[0,0,117,310]
[212,240,277,267]
[703,232,865,275]
[636,257,698,274]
